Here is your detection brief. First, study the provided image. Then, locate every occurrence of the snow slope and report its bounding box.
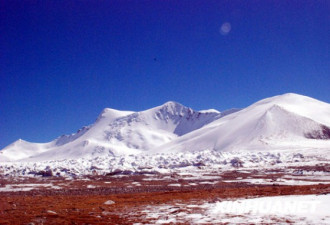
[154,93,330,153]
[0,102,220,161]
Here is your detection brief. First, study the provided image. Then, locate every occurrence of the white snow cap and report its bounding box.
[199,109,220,114]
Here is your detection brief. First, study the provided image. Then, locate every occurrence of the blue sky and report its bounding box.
[0,1,329,149]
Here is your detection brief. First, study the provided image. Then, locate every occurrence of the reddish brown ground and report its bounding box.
[0,170,329,224]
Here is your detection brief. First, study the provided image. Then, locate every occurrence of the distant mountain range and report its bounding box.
[1,93,329,162]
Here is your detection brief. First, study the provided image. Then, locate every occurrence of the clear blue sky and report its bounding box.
[0,1,329,149]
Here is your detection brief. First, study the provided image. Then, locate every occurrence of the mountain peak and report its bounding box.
[280,92,302,97]
[276,93,313,101]
[160,101,185,109]
[199,109,220,114]
[252,93,319,108]
[151,101,190,117]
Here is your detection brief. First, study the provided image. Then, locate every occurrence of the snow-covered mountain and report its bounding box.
[155,93,330,153]
[0,101,220,161]
[0,93,329,162]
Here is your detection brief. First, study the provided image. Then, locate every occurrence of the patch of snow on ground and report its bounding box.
[141,194,330,224]
[0,183,61,192]
[208,194,330,224]
[168,183,181,187]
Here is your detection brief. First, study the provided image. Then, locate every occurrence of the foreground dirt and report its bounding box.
[0,171,329,225]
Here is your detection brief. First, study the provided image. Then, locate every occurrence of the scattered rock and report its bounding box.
[193,161,205,167]
[104,200,115,205]
[46,210,57,215]
[106,169,133,176]
[37,170,53,177]
[230,158,244,168]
